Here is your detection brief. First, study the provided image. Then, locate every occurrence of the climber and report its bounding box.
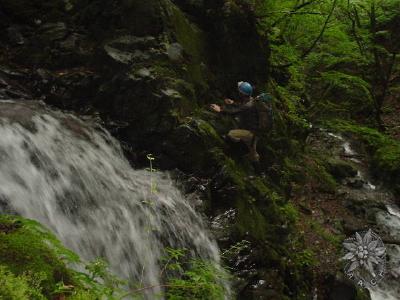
[210,81,261,162]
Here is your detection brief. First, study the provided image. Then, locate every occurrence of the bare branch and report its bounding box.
[256,11,324,18]
[300,0,339,59]
[256,0,323,27]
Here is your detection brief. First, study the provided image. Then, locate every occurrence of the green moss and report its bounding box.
[293,249,316,268]
[236,198,269,239]
[279,202,299,224]
[163,0,205,60]
[309,220,342,247]
[375,143,400,173]
[0,266,46,300]
[325,120,400,191]
[355,288,372,300]
[209,147,246,188]
[0,215,77,297]
[68,291,98,300]
[161,0,209,90]
[208,148,295,240]
[195,119,224,147]
[0,216,129,299]
[282,156,337,193]
[325,158,357,180]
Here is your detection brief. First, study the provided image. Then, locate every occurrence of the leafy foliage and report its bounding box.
[0,266,45,300]
[162,248,229,300]
[255,0,400,127]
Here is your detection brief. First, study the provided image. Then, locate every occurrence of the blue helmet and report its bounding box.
[237,81,253,96]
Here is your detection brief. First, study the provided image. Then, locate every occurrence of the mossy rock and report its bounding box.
[207,148,295,242]
[325,119,400,193]
[0,215,77,297]
[326,158,357,180]
[161,0,209,92]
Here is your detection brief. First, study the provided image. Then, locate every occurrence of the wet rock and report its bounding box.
[0,71,31,100]
[342,218,364,235]
[241,286,282,300]
[103,35,161,65]
[166,42,184,61]
[39,22,68,42]
[328,279,357,300]
[345,178,365,189]
[327,159,357,180]
[211,208,237,242]
[59,33,86,51]
[7,26,25,45]
[128,67,156,82]
[104,45,150,64]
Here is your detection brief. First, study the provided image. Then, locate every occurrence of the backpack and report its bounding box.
[255,93,274,132]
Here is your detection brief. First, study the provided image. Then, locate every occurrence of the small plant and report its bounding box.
[72,258,125,299]
[146,154,158,194]
[165,259,228,300]
[162,248,229,300]
[53,281,75,298]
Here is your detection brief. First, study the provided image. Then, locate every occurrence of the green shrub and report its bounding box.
[166,259,228,300]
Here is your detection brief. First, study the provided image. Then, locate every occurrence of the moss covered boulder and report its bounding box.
[0,215,77,297]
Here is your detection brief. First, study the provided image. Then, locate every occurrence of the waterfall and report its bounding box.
[0,100,224,297]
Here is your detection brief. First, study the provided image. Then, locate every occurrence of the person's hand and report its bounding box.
[224,98,234,105]
[210,104,221,112]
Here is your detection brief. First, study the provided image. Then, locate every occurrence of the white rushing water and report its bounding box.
[0,101,225,298]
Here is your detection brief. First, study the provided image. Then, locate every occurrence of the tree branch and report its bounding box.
[300,0,339,59]
[346,3,365,56]
[261,0,322,27]
[256,11,324,18]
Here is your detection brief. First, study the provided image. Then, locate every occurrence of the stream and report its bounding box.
[325,130,400,300]
[0,100,228,298]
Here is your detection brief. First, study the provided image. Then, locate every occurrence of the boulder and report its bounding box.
[326,158,358,180]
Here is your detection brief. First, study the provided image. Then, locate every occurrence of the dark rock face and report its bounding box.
[0,0,269,171]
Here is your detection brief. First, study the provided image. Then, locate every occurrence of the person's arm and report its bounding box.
[210,98,238,113]
[221,103,247,115]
